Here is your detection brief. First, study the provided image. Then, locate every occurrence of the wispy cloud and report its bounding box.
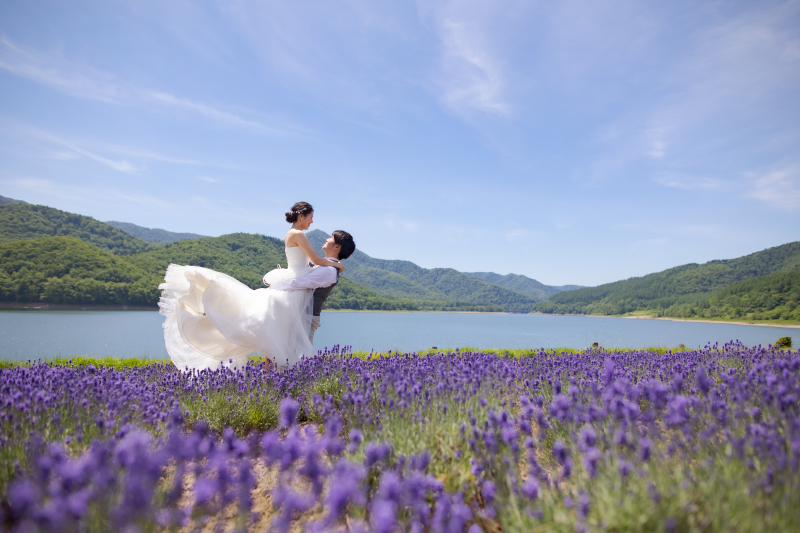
[0,35,123,103]
[505,228,527,242]
[0,35,292,134]
[646,128,668,159]
[641,2,800,162]
[199,176,220,183]
[145,91,267,131]
[632,237,670,248]
[0,123,240,174]
[383,214,419,232]
[437,18,508,115]
[654,174,725,191]
[749,167,800,211]
[19,128,144,174]
[1,176,175,210]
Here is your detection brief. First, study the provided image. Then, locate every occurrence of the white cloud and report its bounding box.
[220,0,415,112]
[654,174,724,191]
[0,35,124,103]
[749,168,800,211]
[437,18,508,115]
[648,140,666,159]
[0,35,291,134]
[0,123,240,174]
[43,151,80,161]
[13,128,143,174]
[632,237,670,248]
[383,215,419,232]
[145,91,266,131]
[199,176,220,183]
[505,228,527,242]
[642,2,800,164]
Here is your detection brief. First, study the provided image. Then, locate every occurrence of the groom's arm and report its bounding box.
[270,266,337,291]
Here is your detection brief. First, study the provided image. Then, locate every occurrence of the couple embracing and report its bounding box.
[158,201,355,372]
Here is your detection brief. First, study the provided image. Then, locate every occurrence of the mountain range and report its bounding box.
[464,272,584,300]
[104,221,209,243]
[0,195,27,205]
[534,241,800,322]
[2,195,797,323]
[306,231,550,312]
[1,198,572,311]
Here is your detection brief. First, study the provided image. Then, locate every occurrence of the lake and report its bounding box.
[0,310,796,362]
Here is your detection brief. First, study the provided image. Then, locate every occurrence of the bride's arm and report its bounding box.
[293,232,345,272]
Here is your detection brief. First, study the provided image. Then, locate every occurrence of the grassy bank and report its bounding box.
[0,345,706,370]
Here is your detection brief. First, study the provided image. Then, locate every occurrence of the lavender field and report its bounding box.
[1,343,799,532]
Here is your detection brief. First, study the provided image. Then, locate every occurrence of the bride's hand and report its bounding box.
[335,262,345,273]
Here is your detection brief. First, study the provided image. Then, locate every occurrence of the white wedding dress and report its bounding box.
[159,247,315,371]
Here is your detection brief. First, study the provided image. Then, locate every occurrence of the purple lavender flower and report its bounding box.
[365,442,390,468]
[522,477,540,499]
[481,480,497,504]
[194,478,219,506]
[579,425,597,450]
[583,447,602,477]
[279,398,300,428]
[553,439,569,464]
[618,459,632,478]
[370,499,398,533]
[577,492,590,520]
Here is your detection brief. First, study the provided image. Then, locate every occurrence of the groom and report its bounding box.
[270,230,356,343]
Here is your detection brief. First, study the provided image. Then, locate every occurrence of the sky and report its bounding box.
[1,0,798,287]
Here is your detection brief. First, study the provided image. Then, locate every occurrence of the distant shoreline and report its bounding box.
[324,309,510,314]
[621,315,800,329]
[0,303,157,311]
[534,311,800,328]
[1,304,797,328]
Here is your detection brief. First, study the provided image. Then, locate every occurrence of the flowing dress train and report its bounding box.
[158,247,315,371]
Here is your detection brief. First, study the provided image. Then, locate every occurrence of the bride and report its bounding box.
[158,202,344,371]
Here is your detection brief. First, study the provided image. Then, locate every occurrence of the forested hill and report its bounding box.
[0,195,27,205]
[0,204,153,255]
[0,237,162,306]
[106,221,209,243]
[306,230,538,312]
[0,203,504,310]
[465,271,584,300]
[0,234,502,311]
[703,269,800,321]
[534,241,800,318]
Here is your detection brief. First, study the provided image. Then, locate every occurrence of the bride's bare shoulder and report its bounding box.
[284,228,307,247]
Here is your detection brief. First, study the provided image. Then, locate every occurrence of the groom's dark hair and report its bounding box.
[333,230,355,260]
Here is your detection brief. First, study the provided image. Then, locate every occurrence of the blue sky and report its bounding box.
[1,0,798,286]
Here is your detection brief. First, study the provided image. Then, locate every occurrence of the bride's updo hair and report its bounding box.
[286,202,313,223]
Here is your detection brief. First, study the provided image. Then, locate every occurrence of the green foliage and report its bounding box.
[0,206,535,311]
[0,195,27,205]
[0,204,153,254]
[534,241,800,322]
[182,384,279,434]
[639,269,800,323]
[307,230,537,312]
[0,237,162,305]
[130,232,288,289]
[105,220,208,243]
[47,356,168,369]
[0,232,500,310]
[700,268,800,322]
[776,336,792,349]
[323,277,504,312]
[465,271,584,299]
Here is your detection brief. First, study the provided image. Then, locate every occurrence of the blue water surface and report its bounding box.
[0,310,796,362]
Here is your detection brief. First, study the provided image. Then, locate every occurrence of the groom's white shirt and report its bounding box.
[269,257,338,291]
